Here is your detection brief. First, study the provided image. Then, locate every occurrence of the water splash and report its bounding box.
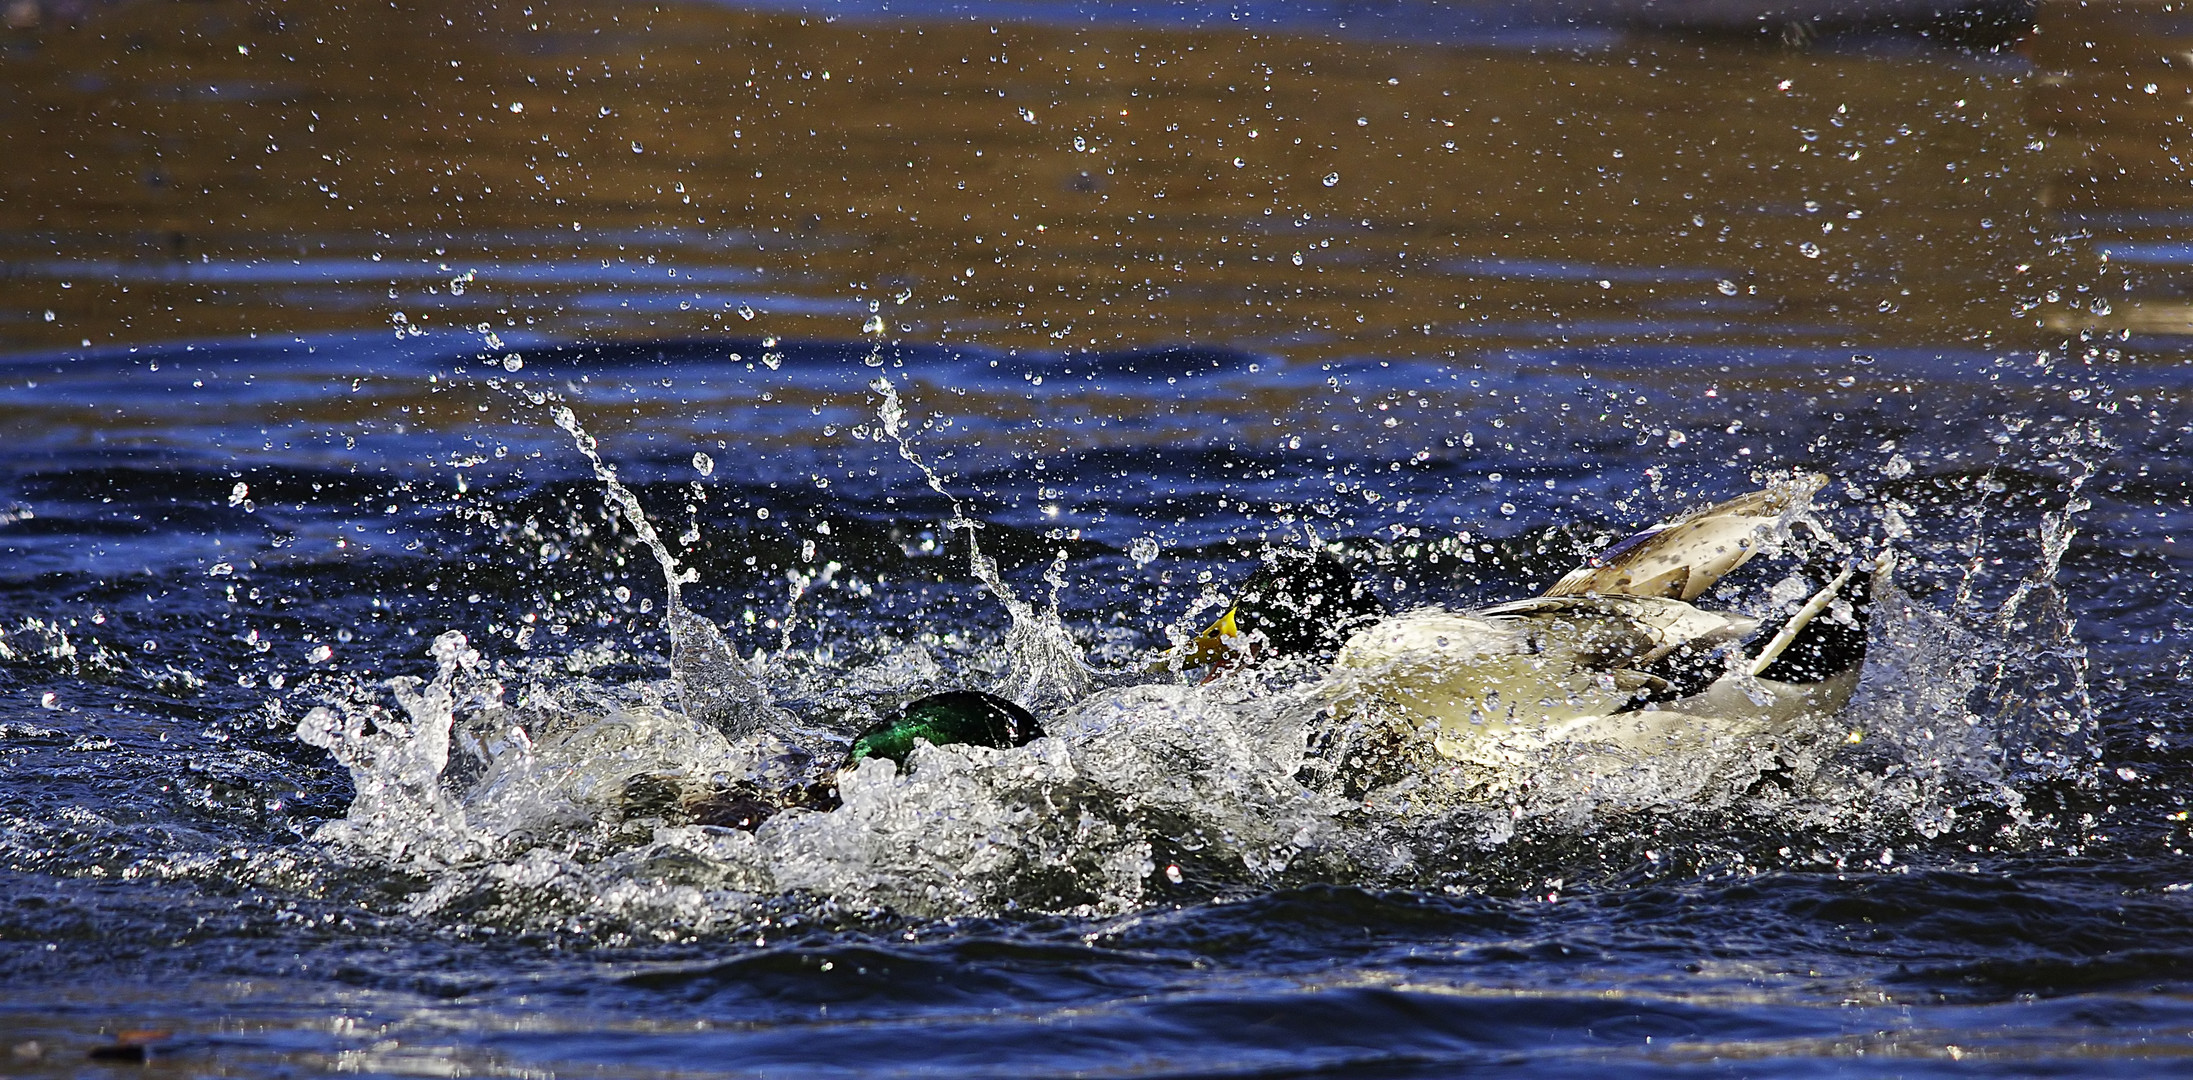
[296,631,487,869]
[549,403,790,739]
[870,373,1093,710]
[281,387,2105,928]
[1978,421,2108,781]
[294,510,2089,929]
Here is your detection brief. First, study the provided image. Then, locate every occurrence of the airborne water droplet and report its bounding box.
[1323,172,1340,187]
[692,452,715,477]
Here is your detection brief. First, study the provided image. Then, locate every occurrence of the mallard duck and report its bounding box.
[1194,474,1881,767]
[844,690,1045,767]
[1182,546,1387,674]
[618,690,1042,831]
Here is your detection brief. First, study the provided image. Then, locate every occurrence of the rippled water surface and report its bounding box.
[5,0,2193,1075]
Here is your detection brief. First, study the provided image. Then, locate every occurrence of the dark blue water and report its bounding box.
[2,321,2190,1075]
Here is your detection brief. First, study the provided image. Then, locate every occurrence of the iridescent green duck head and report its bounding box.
[1188,547,1385,673]
[845,690,1045,768]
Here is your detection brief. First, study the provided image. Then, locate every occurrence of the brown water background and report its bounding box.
[4,0,2186,360]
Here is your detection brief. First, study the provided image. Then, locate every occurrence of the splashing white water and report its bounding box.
[1975,422,2107,780]
[549,403,790,740]
[291,418,2097,931]
[870,374,1093,710]
[297,630,488,869]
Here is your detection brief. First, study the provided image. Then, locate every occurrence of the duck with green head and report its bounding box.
[622,689,1043,831]
[844,689,1045,768]
[1184,546,1387,676]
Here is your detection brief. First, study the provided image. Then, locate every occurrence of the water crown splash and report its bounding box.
[295,630,488,869]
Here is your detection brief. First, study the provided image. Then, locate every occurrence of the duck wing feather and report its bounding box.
[1544,473,1826,601]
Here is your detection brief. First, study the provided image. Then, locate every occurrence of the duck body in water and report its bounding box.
[1194,474,1882,773]
[1325,563,1875,772]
